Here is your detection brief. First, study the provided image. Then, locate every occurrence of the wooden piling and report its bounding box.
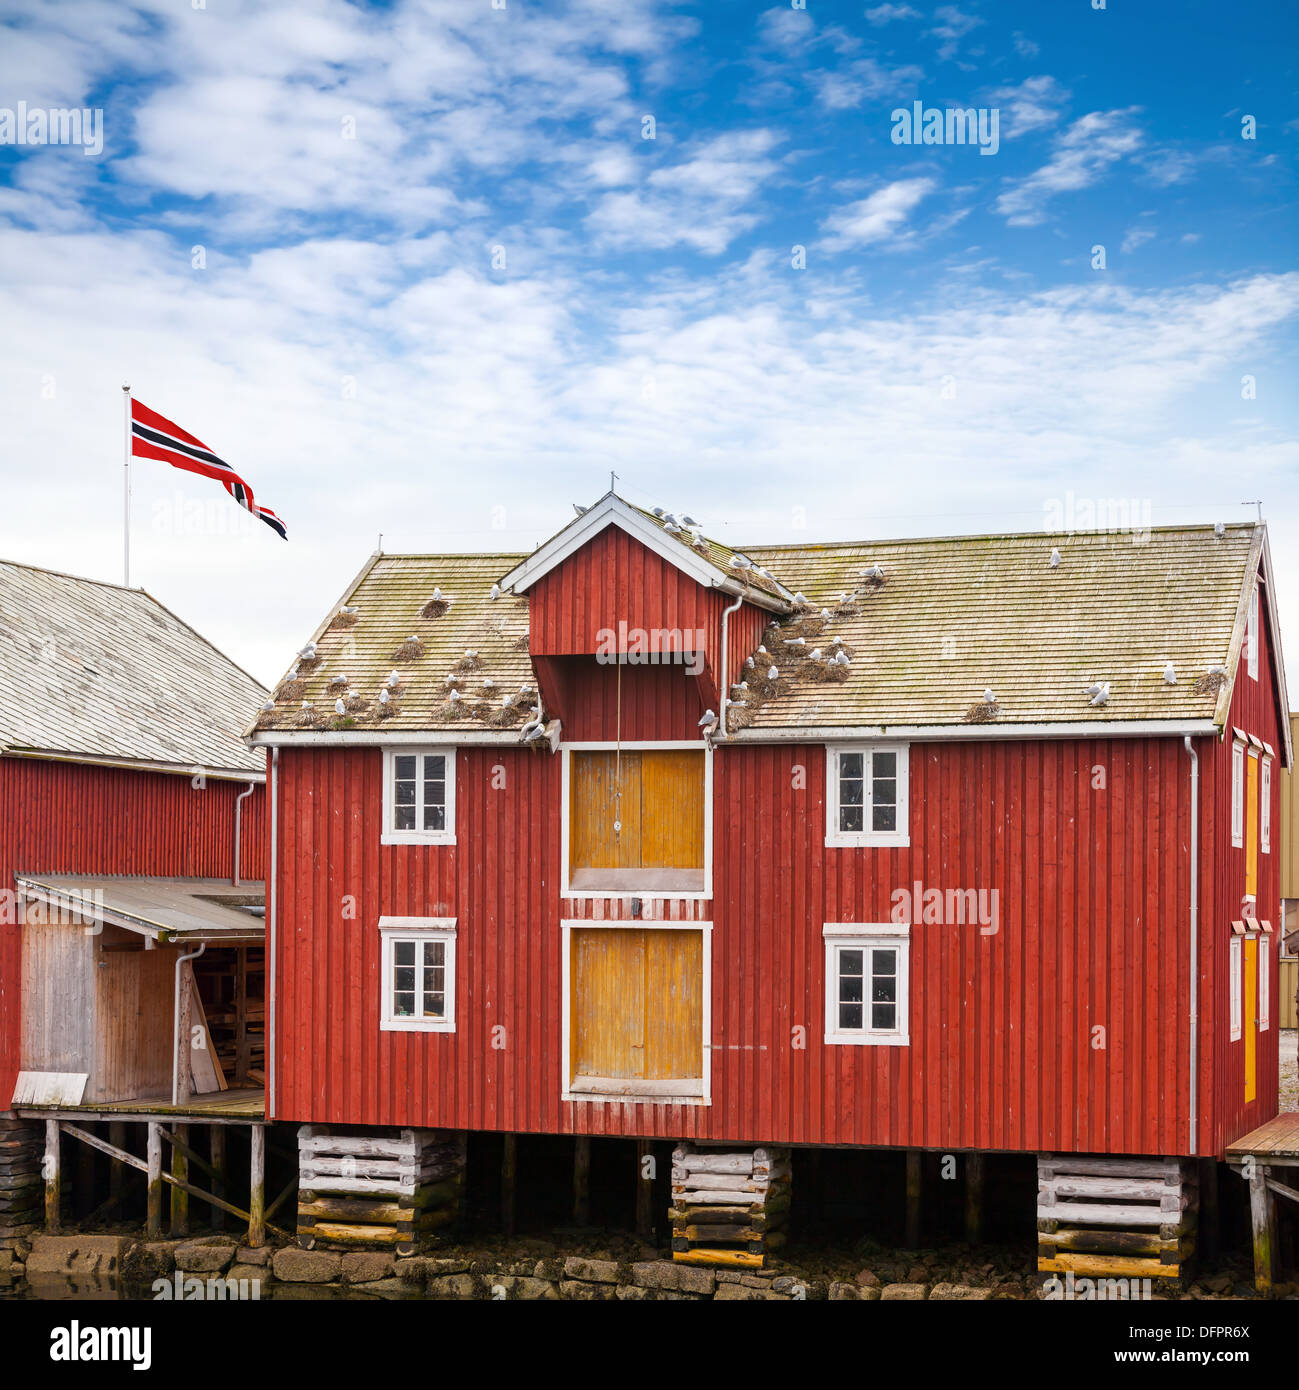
[573,1136,591,1226]
[905,1149,922,1248]
[964,1152,984,1245]
[169,1123,189,1237]
[210,1127,226,1232]
[43,1119,60,1233]
[146,1123,163,1238]
[636,1139,653,1238]
[1248,1163,1274,1295]
[501,1133,516,1237]
[248,1124,266,1248]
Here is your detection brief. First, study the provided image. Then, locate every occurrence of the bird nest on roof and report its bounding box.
[296,654,323,676]
[1193,671,1228,697]
[296,704,330,729]
[511,631,531,652]
[452,651,483,675]
[420,594,452,620]
[487,702,530,729]
[377,697,400,720]
[327,610,359,632]
[727,703,755,731]
[276,678,306,703]
[963,699,1000,723]
[392,636,424,662]
[804,660,850,685]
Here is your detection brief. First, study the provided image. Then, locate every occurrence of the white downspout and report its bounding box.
[1184,735,1199,1156]
[172,941,207,1105]
[233,780,255,886]
[267,747,278,1119]
[717,591,745,739]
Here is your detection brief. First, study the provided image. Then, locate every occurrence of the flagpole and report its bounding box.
[122,384,131,587]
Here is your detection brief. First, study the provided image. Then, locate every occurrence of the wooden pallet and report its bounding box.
[296,1125,465,1254]
[1037,1154,1196,1280]
[670,1144,790,1268]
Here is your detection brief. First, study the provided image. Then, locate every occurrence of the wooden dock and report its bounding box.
[14,1087,264,1124]
[1226,1112,1299,1294]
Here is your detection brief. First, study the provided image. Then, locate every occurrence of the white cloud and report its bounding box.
[987,76,1069,139]
[819,177,937,250]
[1013,32,1039,58]
[1121,224,1157,253]
[813,56,925,110]
[931,5,983,62]
[996,109,1143,226]
[865,4,921,23]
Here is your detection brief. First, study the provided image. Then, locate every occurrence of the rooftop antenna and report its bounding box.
[1242,500,1263,522]
[377,532,383,554]
[610,469,618,495]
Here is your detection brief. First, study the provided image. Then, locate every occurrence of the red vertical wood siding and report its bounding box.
[1203,565,1284,1154]
[273,733,1231,1155]
[563,661,705,742]
[0,757,267,1106]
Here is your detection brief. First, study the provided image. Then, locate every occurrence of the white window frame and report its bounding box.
[825,744,910,848]
[382,746,456,846]
[822,921,911,1046]
[1261,756,1272,854]
[1229,935,1242,1041]
[560,741,712,901]
[1231,739,1245,849]
[560,918,712,1105]
[1246,584,1259,680]
[1259,935,1270,1033]
[379,917,456,1032]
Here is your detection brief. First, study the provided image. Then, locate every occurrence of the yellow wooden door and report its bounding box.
[1244,936,1257,1103]
[570,928,702,1085]
[570,752,642,870]
[1246,751,1259,899]
[640,751,705,870]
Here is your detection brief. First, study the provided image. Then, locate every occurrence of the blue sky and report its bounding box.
[0,0,1296,687]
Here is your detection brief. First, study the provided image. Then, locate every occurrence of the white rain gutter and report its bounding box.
[250,729,523,747]
[1184,735,1199,1156]
[726,718,1221,744]
[172,941,206,1105]
[267,747,279,1119]
[233,780,255,886]
[716,592,746,739]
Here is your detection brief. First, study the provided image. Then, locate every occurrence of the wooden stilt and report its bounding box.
[636,1140,653,1238]
[169,1123,189,1237]
[210,1127,226,1232]
[146,1123,163,1239]
[501,1133,516,1237]
[44,1119,61,1233]
[248,1124,266,1248]
[1198,1157,1219,1262]
[573,1136,591,1226]
[1249,1163,1274,1295]
[964,1152,984,1245]
[905,1149,922,1248]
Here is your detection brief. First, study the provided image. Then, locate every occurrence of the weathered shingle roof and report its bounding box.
[253,517,1278,744]
[626,502,792,603]
[253,553,536,735]
[736,523,1264,731]
[0,560,266,776]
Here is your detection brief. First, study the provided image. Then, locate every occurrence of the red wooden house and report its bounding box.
[251,496,1290,1274]
[0,559,270,1245]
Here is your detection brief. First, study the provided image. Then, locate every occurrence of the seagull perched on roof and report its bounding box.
[286,665,300,682]
[299,642,317,660]
[767,665,779,681]
[745,656,755,669]
[490,583,501,600]
[378,688,390,706]
[445,673,459,686]
[1163,663,1177,684]
[520,708,544,738]
[1214,521,1225,537]
[448,688,461,703]
[330,673,347,686]
[301,699,311,710]
[340,604,359,616]
[1207,663,1227,675]
[681,514,699,527]
[984,688,996,705]
[757,644,768,655]
[784,636,806,647]
[664,519,682,534]
[731,681,749,694]
[483,678,495,689]
[651,506,665,517]
[501,694,513,709]
[260,699,275,712]
[808,648,822,662]
[698,709,717,731]
[1085,681,1111,706]
[465,649,477,659]
[691,531,709,551]
[820,608,832,621]
[573,504,587,517]
[793,591,808,607]
[1049,548,1061,569]
[865,564,885,582]
[835,650,851,668]
[829,635,844,648]
[431,587,444,600]
[524,723,546,742]
[334,698,346,715]
[388,670,400,688]
[728,553,748,570]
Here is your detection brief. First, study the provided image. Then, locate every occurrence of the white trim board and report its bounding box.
[560,917,712,1106]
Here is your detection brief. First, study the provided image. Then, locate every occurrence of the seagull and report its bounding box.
[490,584,502,600]
[728,554,746,569]
[502,694,514,708]
[1214,521,1225,537]
[301,699,311,710]
[286,665,299,682]
[1207,663,1227,675]
[730,681,749,694]
[808,648,822,662]
[652,506,665,517]
[431,587,444,600]
[330,673,347,686]
[664,520,682,534]
[1049,548,1061,569]
[573,504,587,517]
[340,604,359,616]
[698,709,717,731]
[1163,663,1177,684]
[829,636,844,648]
[483,678,495,689]
[839,592,849,606]
[767,665,779,681]
[835,651,851,668]
[260,699,275,712]
[448,689,461,703]
[1086,681,1111,706]
[793,591,808,606]
[445,674,459,686]
[379,689,390,706]
[757,645,768,655]
[299,642,317,660]
[465,649,478,659]
[681,514,699,527]
[984,688,996,705]
[820,608,832,622]
[334,698,346,715]
[524,723,546,742]
[865,564,885,582]
[784,636,806,647]
[745,656,755,669]
[387,670,400,688]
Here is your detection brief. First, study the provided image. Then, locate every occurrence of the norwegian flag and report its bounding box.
[129,398,287,540]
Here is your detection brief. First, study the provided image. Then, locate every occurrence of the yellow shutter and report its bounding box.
[1246,751,1259,899]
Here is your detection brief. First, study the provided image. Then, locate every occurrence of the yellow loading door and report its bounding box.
[570,927,703,1086]
[1244,936,1257,1104]
[1246,751,1259,899]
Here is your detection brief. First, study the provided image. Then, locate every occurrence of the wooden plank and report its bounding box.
[571,927,646,1082]
[248,1123,265,1249]
[640,750,704,870]
[1038,1199,1188,1227]
[672,1248,764,1270]
[1038,1252,1181,1279]
[1038,1155,1183,1179]
[58,1122,147,1174]
[1042,1175,1185,1201]
[146,1123,163,1238]
[644,929,702,1083]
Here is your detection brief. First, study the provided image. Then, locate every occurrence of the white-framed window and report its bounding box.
[823,922,910,1046]
[826,745,910,847]
[382,747,455,845]
[1231,740,1245,848]
[379,917,456,1031]
[1261,756,1272,853]
[1229,935,1242,1041]
[1246,585,1259,680]
[1259,936,1270,1032]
